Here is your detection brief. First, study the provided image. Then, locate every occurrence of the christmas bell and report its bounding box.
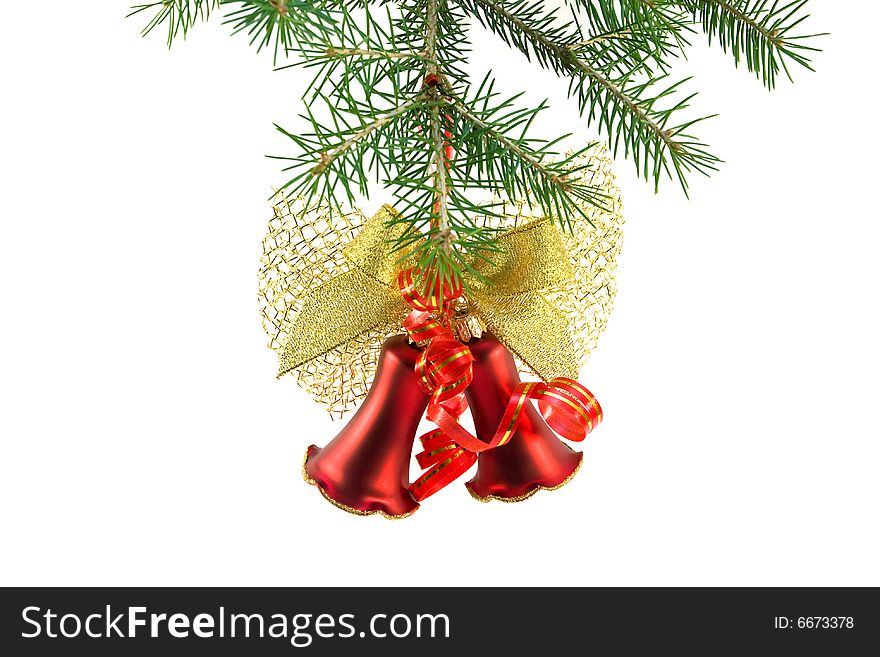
[464,333,584,502]
[303,335,428,518]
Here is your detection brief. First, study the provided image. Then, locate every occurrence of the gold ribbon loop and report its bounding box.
[470,220,574,295]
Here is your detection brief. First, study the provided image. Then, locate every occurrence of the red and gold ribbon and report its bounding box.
[397,267,603,502]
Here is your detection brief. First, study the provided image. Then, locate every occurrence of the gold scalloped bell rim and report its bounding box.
[302,445,583,515]
[301,447,419,520]
[464,457,583,504]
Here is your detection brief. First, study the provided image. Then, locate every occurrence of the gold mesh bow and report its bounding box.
[259,143,624,416]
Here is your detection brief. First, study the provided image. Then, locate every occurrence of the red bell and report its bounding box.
[465,334,583,502]
[303,335,428,518]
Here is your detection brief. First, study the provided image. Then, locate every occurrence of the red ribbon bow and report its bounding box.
[396,268,603,502]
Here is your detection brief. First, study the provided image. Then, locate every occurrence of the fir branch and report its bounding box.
[424,0,441,73]
[573,28,633,48]
[285,7,426,106]
[272,93,432,205]
[130,0,336,60]
[568,0,692,70]
[128,0,219,46]
[308,96,429,175]
[462,0,718,192]
[223,0,335,63]
[461,0,579,72]
[445,88,604,222]
[131,0,823,261]
[681,0,824,89]
[322,47,426,60]
[421,0,458,293]
[429,104,453,255]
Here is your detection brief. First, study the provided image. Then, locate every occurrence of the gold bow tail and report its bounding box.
[258,143,625,416]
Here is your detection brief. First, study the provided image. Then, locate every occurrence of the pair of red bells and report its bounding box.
[303,333,585,518]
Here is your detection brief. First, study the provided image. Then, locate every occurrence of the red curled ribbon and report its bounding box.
[396,267,603,502]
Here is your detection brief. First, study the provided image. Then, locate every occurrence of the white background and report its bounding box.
[1,1,877,586]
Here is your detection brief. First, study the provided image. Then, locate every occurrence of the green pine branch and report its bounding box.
[128,0,220,45]
[130,0,824,292]
[682,0,824,89]
[461,0,719,193]
[128,0,336,62]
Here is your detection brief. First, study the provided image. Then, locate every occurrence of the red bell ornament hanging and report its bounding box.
[303,335,427,518]
[465,334,587,502]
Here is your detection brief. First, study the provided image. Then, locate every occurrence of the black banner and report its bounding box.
[1,587,876,655]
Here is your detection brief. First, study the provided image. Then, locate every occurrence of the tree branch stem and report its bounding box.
[325,47,426,60]
[446,94,571,194]
[311,97,424,175]
[700,0,782,46]
[471,0,680,153]
[424,0,453,258]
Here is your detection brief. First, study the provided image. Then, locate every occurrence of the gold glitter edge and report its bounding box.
[301,447,418,520]
[464,456,583,504]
